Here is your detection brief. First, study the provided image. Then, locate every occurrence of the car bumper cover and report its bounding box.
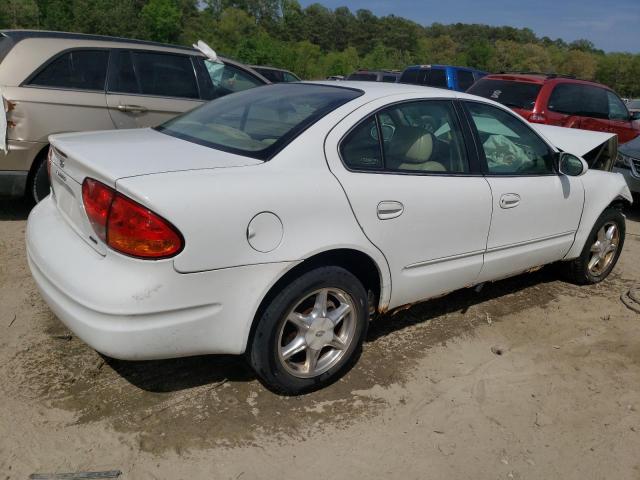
[26,196,295,360]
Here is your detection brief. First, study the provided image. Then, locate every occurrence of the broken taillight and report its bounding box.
[81,178,183,259]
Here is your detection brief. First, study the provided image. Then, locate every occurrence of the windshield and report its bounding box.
[157,83,363,160]
[468,79,542,110]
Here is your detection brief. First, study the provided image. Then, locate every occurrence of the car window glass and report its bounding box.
[378,100,468,173]
[382,75,397,83]
[457,70,475,91]
[108,50,139,93]
[466,102,554,175]
[160,83,362,160]
[348,72,378,81]
[607,91,629,120]
[128,51,198,99]
[399,69,419,84]
[205,60,263,96]
[341,117,383,170]
[468,79,541,110]
[29,50,108,91]
[283,72,299,82]
[425,69,447,88]
[581,85,609,119]
[547,83,582,115]
[255,68,283,83]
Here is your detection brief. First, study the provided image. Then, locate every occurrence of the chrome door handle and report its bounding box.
[377,201,404,220]
[117,104,148,113]
[499,193,521,209]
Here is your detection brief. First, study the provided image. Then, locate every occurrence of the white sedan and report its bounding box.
[27,82,632,394]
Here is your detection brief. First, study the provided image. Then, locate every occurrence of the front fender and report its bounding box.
[564,170,632,260]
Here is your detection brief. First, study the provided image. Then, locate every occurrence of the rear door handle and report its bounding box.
[377,201,404,220]
[499,193,520,209]
[117,104,148,113]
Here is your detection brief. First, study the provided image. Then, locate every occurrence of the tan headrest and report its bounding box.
[404,131,434,163]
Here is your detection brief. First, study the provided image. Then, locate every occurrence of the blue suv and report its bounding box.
[399,65,487,92]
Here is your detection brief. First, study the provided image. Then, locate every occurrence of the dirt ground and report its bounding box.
[1,198,639,480]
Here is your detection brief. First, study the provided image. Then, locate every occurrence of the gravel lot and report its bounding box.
[1,198,639,479]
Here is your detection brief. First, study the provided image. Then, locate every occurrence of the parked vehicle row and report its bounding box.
[27,81,632,394]
[0,30,298,202]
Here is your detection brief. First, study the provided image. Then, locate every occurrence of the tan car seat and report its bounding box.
[386,128,446,172]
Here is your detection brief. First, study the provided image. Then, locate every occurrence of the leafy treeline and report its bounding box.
[2,0,639,96]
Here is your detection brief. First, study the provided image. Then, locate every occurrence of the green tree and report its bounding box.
[141,0,182,43]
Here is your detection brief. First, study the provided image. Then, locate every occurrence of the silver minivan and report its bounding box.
[0,30,270,202]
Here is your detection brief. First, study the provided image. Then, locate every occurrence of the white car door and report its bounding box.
[462,101,585,282]
[325,97,492,309]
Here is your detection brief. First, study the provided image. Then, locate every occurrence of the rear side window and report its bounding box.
[468,79,541,110]
[399,69,419,84]
[348,73,378,81]
[425,69,447,88]
[342,100,469,174]
[457,70,475,91]
[29,50,109,91]
[158,83,362,160]
[548,83,608,119]
[132,51,198,99]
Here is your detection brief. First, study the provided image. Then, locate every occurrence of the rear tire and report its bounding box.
[560,207,625,285]
[29,154,50,204]
[248,266,368,395]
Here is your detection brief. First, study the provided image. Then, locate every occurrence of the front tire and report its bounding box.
[248,266,369,395]
[561,207,625,284]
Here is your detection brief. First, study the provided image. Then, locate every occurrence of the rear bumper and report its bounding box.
[0,139,46,197]
[613,166,640,195]
[27,196,295,360]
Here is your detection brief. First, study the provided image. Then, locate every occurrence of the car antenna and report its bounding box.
[193,40,222,63]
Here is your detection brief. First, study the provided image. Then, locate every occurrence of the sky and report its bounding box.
[297,0,640,53]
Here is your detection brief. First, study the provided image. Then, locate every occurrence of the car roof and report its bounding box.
[482,72,613,89]
[309,80,479,98]
[404,64,485,72]
[1,29,195,52]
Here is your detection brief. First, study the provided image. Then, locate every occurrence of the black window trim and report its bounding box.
[337,97,483,177]
[460,99,560,177]
[21,47,112,93]
[105,48,203,101]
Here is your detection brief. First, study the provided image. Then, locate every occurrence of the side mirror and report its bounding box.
[558,152,588,177]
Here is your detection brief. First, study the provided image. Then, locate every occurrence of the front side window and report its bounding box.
[158,83,362,160]
[29,50,109,91]
[607,91,629,120]
[108,50,199,99]
[341,100,469,174]
[466,102,555,175]
[548,83,582,115]
[205,61,263,96]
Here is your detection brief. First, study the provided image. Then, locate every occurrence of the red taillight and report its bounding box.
[529,112,546,123]
[81,178,183,259]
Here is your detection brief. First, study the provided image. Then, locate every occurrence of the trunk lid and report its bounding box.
[48,128,262,255]
[49,128,262,186]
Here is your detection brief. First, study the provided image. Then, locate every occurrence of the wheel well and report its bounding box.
[246,249,383,351]
[609,195,632,211]
[25,144,50,189]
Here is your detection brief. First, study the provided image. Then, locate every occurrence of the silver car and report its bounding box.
[614,134,640,197]
[0,30,269,202]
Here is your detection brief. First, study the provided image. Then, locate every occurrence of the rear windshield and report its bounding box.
[468,79,542,110]
[157,83,363,160]
[0,34,14,64]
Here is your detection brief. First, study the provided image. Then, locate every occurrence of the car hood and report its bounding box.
[49,128,262,186]
[530,123,616,158]
[619,135,640,159]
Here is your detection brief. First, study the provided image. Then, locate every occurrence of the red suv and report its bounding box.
[468,73,640,144]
